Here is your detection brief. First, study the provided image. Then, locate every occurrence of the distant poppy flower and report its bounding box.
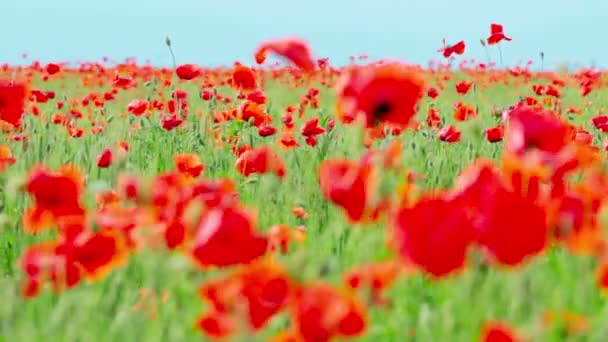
[438,125,461,143]
[438,40,466,58]
[486,125,504,142]
[596,263,608,293]
[394,197,474,277]
[269,224,306,253]
[487,23,512,45]
[192,206,268,267]
[127,99,148,116]
[201,90,214,101]
[231,63,257,90]
[161,116,184,131]
[236,146,286,179]
[426,108,442,128]
[258,125,278,137]
[292,206,309,219]
[0,145,16,172]
[453,102,477,121]
[427,87,439,100]
[96,148,113,168]
[240,101,270,127]
[300,117,326,137]
[0,80,26,127]
[175,64,201,80]
[247,89,267,105]
[45,63,61,75]
[255,37,315,71]
[174,153,204,177]
[336,63,424,128]
[455,81,473,95]
[344,260,400,305]
[591,115,608,133]
[318,159,368,222]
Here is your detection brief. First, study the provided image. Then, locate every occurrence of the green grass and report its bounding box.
[1,70,607,341]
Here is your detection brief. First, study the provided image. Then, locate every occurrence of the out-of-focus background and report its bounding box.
[1,0,606,68]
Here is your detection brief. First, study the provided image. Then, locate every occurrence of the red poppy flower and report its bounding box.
[591,115,608,133]
[344,260,400,305]
[336,63,424,128]
[173,153,204,177]
[0,80,26,127]
[161,116,184,130]
[475,188,547,265]
[300,117,325,137]
[231,63,257,90]
[427,87,439,100]
[191,206,268,267]
[487,23,512,45]
[453,102,477,121]
[254,38,315,71]
[258,125,278,137]
[481,321,520,342]
[486,125,504,143]
[596,263,608,292]
[24,167,85,233]
[455,81,473,95]
[236,146,286,179]
[438,40,466,58]
[96,148,113,168]
[393,197,474,277]
[438,125,461,143]
[198,261,291,334]
[505,107,568,155]
[318,159,368,222]
[127,99,148,116]
[291,283,367,342]
[0,145,16,172]
[175,64,201,80]
[240,101,270,127]
[45,63,61,75]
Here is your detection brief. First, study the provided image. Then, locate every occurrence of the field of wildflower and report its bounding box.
[1,25,608,341]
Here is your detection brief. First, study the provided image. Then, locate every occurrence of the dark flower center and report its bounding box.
[373,101,392,118]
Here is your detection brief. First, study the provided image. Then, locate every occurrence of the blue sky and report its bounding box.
[1,0,606,69]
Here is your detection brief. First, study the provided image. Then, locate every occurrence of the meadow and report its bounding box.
[1,34,608,341]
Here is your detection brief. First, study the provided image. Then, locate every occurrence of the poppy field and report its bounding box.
[2,26,608,341]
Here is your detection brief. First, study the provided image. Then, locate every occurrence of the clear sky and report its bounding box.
[1,0,607,69]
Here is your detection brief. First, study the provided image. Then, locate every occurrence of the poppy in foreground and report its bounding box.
[393,197,474,277]
[191,206,268,267]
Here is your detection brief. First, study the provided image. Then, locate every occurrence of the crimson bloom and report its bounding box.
[318,159,369,222]
[480,321,520,342]
[455,81,473,95]
[191,206,268,267]
[505,107,568,155]
[439,40,466,58]
[235,146,286,179]
[96,148,113,168]
[24,166,85,233]
[336,63,424,127]
[291,283,367,342]
[487,23,512,45]
[175,64,201,80]
[0,80,26,127]
[255,37,315,72]
[485,125,504,142]
[393,197,474,277]
[127,99,148,116]
[231,63,257,90]
[173,153,204,177]
[438,125,461,143]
